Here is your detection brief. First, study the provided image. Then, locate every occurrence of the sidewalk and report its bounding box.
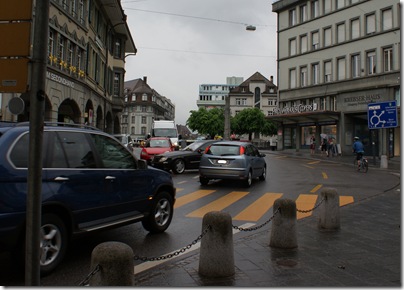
[134,150,401,287]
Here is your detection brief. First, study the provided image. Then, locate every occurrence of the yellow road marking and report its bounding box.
[303,165,314,169]
[322,172,328,179]
[275,156,288,159]
[340,196,354,206]
[310,184,322,193]
[233,193,283,221]
[296,194,318,220]
[186,191,249,218]
[308,161,320,164]
[174,190,216,208]
[177,181,187,184]
[176,188,184,193]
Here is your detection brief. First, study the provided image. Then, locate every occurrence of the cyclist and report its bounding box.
[352,136,365,170]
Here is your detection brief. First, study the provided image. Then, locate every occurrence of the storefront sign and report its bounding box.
[46,72,75,88]
[273,104,314,115]
[344,94,381,106]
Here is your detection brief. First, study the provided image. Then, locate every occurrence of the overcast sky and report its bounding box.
[122,0,278,125]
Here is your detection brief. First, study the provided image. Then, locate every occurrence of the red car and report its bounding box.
[141,137,175,164]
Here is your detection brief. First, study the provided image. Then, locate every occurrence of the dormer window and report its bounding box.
[142,93,147,101]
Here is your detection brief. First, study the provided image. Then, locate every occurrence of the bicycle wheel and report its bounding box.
[354,158,358,171]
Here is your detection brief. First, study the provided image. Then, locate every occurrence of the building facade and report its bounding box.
[0,0,136,134]
[123,77,175,140]
[197,76,243,110]
[270,0,401,158]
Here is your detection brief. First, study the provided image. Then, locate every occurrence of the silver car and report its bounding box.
[199,141,266,187]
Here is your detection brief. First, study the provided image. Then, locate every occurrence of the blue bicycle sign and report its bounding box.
[367,101,398,129]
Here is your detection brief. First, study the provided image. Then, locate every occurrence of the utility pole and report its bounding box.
[224,95,230,140]
[25,0,49,285]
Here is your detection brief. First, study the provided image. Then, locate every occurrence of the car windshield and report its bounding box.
[152,128,177,138]
[182,141,205,151]
[147,139,170,148]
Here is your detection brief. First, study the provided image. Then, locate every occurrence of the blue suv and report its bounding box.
[0,122,176,275]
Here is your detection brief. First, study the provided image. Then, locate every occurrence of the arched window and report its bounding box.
[254,87,261,108]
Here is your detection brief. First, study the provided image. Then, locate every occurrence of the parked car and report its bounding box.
[199,141,266,187]
[152,139,219,174]
[0,122,176,275]
[140,137,175,164]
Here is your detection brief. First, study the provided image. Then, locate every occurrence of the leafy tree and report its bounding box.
[231,108,277,140]
[186,107,224,138]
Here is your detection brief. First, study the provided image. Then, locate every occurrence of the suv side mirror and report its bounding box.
[138,159,148,169]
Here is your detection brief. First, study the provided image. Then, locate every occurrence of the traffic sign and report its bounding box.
[367,101,398,129]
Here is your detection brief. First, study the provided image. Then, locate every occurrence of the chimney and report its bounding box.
[270,75,273,82]
[143,76,147,84]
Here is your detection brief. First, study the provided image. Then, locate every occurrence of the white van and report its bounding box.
[151,120,180,148]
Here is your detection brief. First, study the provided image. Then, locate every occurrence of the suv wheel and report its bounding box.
[259,166,266,181]
[142,191,173,233]
[200,176,209,186]
[244,171,252,187]
[172,159,185,174]
[40,214,68,276]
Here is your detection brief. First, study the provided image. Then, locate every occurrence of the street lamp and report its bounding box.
[246,25,256,31]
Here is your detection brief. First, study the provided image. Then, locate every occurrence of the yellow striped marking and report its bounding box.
[322,172,328,179]
[340,196,354,206]
[310,184,322,193]
[186,191,249,218]
[296,194,318,220]
[308,161,320,165]
[174,190,216,209]
[177,181,187,184]
[233,193,283,221]
[176,188,184,193]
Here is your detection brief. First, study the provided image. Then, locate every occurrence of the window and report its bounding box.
[366,51,376,75]
[142,93,147,101]
[131,127,135,135]
[79,0,85,24]
[330,96,336,111]
[236,98,247,105]
[336,23,346,43]
[383,47,393,72]
[141,116,146,124]
[324,61,332,82]
[312,31,319,50]
[300,4,307,22]
[58,34,65,68]
[113,73,121,96]
[131,116,135,123]
[48,30,55,62]
[323,0,331,14]
[289,9,297,26]
[290,68,296,89]
[320,97,326,110]
[289,38,296,56]
[300,66,307,87]
[141,105,146,112]
[382,8,393,31]
[268,99,277,106]
[351,54,361,78]
[366,13,376,34]
[114,38,122,58]
[300,34,308,53]
[312,63,319,85]
[311,1,319,18]
[141,127,146,135]
[336,0,345,9]
[70,0,76,16]
[351,18,360,39]
[337,57,346,80]
[323,27,332,47]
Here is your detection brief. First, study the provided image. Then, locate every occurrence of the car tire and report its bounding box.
[40,214,68,276]
[244,170,252,187]
[142,191,174,233]
[259,166,266,181]
[172,159,185,174]
[200,176,209,186]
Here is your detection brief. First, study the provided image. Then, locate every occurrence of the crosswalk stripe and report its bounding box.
[233,193,283,221]
[322,172,328,179]
[340,196,354,206]
[296,194,318,219]
[174,190,216,209]
[310,184,322,193]
[186,191,249,218]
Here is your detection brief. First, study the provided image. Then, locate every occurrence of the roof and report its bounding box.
[230,72,277,94]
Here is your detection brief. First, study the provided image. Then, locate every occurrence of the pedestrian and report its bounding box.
[310,135,316,155]
[352,136,365,171]
[327,137,336,157]
[321,138,327,155]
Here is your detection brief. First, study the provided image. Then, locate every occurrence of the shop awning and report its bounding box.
[267,110,340,125]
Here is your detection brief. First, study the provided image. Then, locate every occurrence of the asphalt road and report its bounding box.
[0,153,399,286]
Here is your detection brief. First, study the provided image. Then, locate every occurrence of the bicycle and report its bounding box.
[353,154,368,173]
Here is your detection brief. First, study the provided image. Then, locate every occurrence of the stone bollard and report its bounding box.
[380,155,388,169]
[90,241,134,286]
[269,198,297,248]
[198,211,235,277]
[318,187,340,230]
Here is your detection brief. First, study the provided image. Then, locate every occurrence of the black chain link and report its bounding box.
[133,225,211,262]
[296,197,325,213]
[232,207,280,231]
[78,264,101,286]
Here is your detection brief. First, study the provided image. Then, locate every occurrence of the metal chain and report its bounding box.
[233,207,280,231]
[296,197,325,213]
[134,225,211,262]
[78,264,101,286]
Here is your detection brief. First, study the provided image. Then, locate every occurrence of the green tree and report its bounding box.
[232,108,277,140]
[186,107,224,138]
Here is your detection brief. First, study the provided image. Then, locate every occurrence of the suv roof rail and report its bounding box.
[4,121,102,131]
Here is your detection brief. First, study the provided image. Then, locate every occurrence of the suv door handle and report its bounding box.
[54,177,69,181]
[105,176,116,180]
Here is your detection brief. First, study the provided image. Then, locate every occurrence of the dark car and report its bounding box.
[199,141,266,187]
[152,140,219,174]
[0,122,176,275]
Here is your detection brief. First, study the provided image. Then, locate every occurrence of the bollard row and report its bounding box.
[81,188,340,285]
